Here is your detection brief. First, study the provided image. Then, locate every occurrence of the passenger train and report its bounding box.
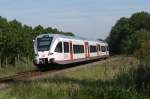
[33,34,109,68]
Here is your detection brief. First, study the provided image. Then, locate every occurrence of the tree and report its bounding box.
[130,12,150,31]
[106,17,132,54]
[0,16,75,66]
[107,12,150,55]
[134,40,150,65]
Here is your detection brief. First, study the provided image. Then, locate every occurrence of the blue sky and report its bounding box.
[0,0,150,39]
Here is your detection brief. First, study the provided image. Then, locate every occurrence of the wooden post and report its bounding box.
[0,57,1,68]
[15,57,17,65]
[6,57,7,67]
[28,55,29,65]
[17,54,19,62]
[26,57,28,67]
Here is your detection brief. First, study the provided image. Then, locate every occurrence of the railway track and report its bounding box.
[0,69,59,89]
[0,57,113,89]
[0,70,39,82]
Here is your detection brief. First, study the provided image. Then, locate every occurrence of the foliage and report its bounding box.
[0,59,35,77]
[134,40,150,65]
[107,11,150,55]
[0,16,74,66]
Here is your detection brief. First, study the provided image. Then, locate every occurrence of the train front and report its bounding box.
[33,34,54,65]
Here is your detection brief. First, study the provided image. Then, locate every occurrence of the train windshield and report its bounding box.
[37,37,53,51]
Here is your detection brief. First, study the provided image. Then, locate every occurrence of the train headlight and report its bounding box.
[48,53,53,56]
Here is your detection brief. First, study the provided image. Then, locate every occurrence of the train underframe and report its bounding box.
[34,55,109,70]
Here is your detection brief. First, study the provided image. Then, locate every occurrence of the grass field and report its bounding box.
[1,56,150,99]
[0,61,36,78]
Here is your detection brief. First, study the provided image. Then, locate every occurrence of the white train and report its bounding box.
[33,34,109,67]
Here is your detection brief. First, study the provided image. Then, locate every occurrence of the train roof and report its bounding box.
[36,33,107,43]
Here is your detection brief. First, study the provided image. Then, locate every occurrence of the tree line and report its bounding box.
[107,11,150,56]
[0,16,74,66]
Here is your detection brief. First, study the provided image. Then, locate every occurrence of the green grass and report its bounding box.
[0,61,36,78]
[1,56,150,99]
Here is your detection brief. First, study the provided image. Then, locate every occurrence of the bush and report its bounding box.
[134,40,150,65]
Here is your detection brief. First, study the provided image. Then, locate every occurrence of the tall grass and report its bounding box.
[1,56,150,99]
[0,60,35,78]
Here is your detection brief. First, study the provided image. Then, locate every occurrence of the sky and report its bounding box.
[0,0,150,39]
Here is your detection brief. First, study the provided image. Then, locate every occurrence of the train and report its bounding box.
[33,34,109,68]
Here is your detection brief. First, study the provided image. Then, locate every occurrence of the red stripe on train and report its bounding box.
[85,42,90,58]
[70,41,73,61]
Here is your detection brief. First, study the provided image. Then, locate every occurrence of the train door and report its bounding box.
[63,42,70,60]
[101,46,107,56]
[98,44,101,56]
[105,45,109,56]
[70,41,73,61]
[54,41,64,61]
[85,42,90,58]
[97,44,100,56]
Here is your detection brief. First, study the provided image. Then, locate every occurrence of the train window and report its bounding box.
[55,42,62,53]
[101,46,106,52]
[90,45,97,52]
[37,37,53,51]
[73,45,84,54]
[98,45,101,51]
[63,42,69,53]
